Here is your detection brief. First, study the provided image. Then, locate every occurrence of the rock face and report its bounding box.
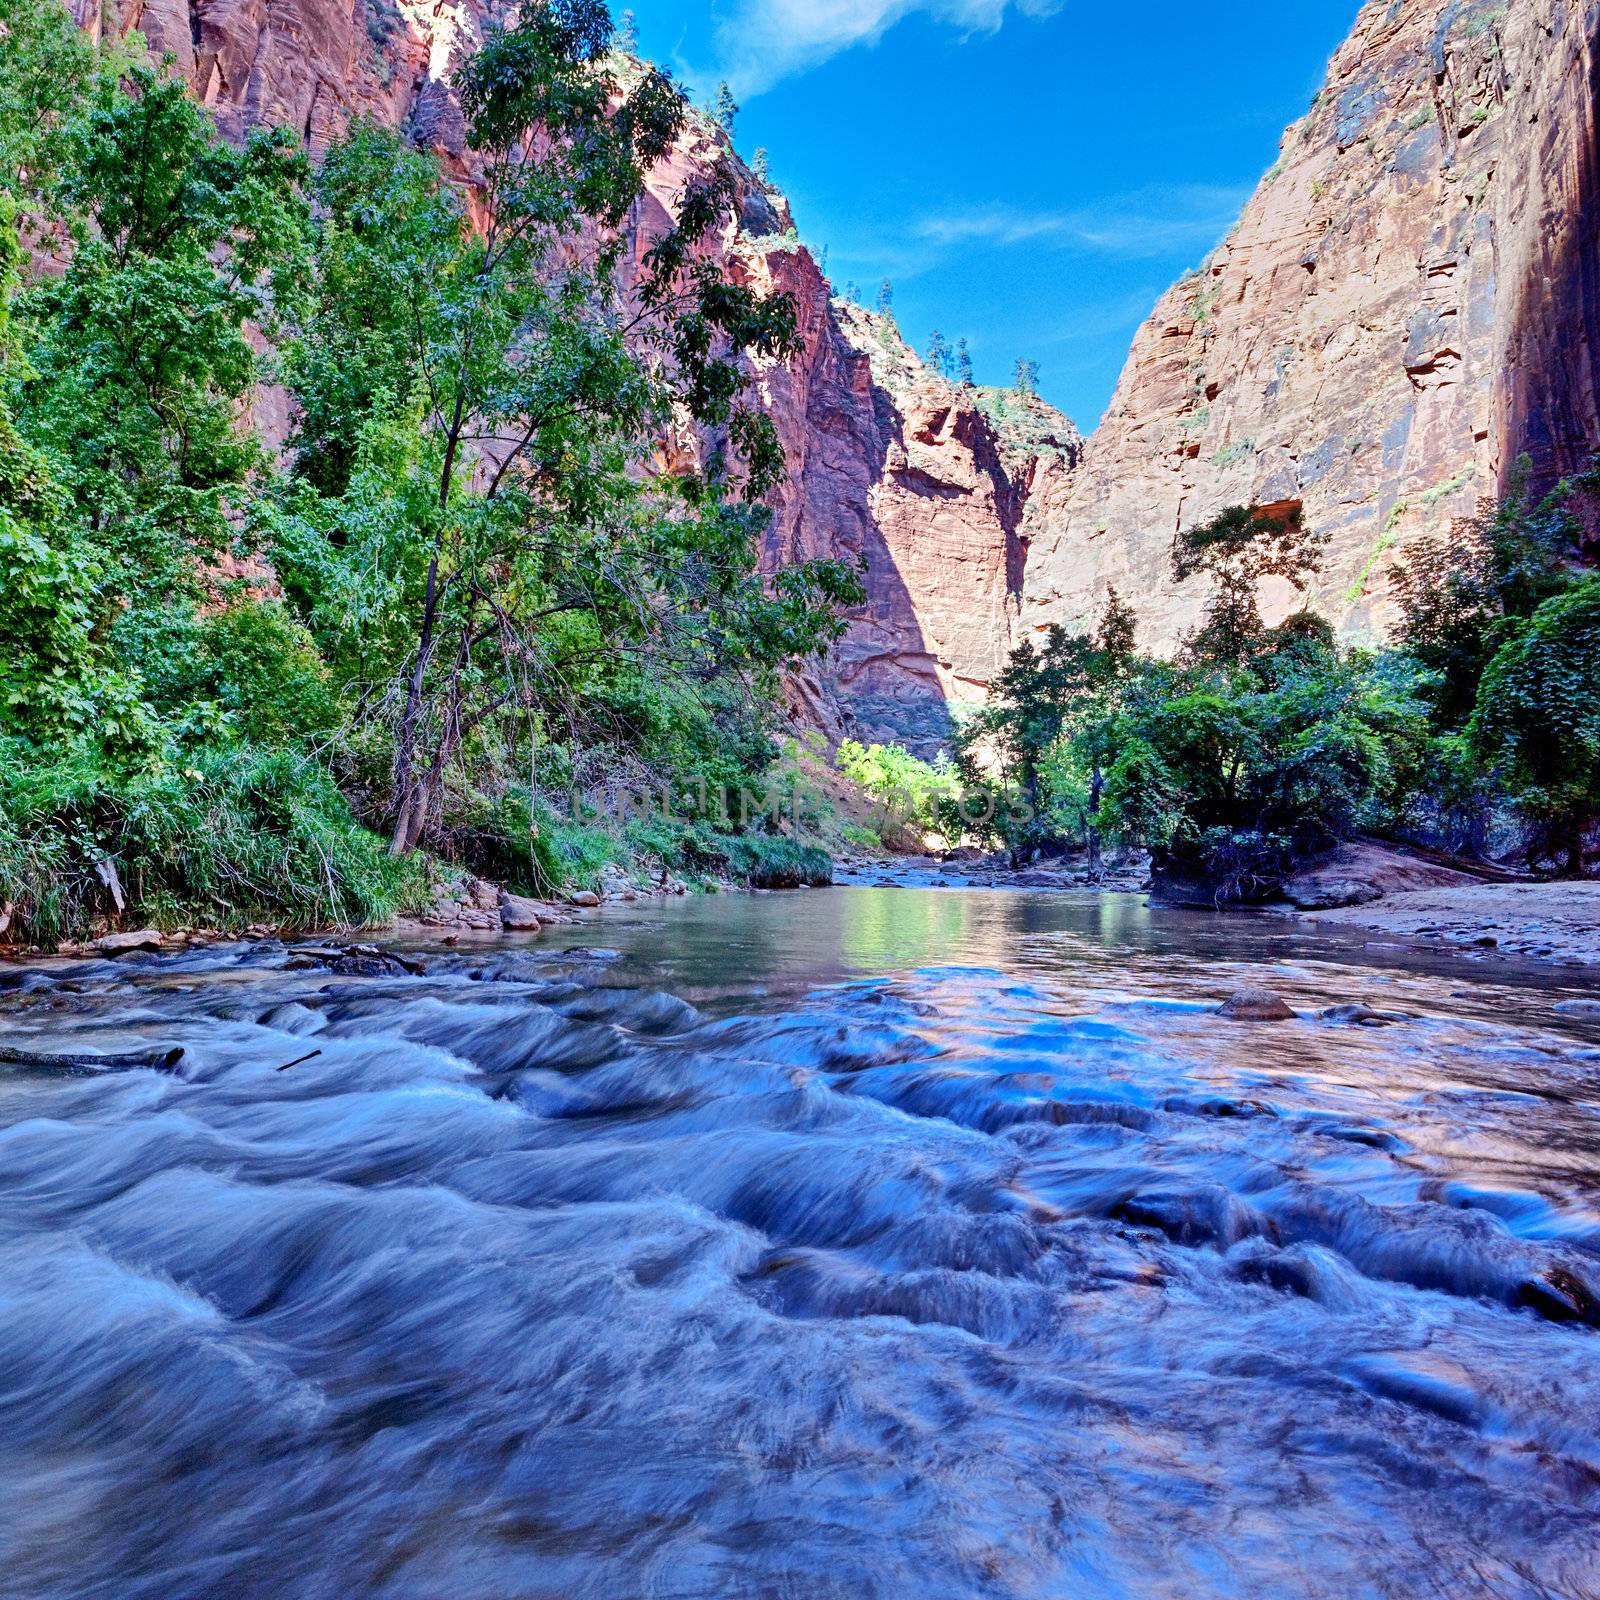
[1021,0,1600,650]
[78,0,1600,734]
[72,0,472,152]
[609,113,1080,752]
[77,0,1073,755]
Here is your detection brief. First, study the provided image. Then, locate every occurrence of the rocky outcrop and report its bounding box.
[77,0,1072,754]
[74,0,1600,733]
[1021,0,1600,651]
[746,285,1078,750]
[610,114,1078,752]
[72,0,476,152]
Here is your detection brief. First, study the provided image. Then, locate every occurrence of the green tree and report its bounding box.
[0,0,107,205]
[1012,357,1039,398]
[835,739,957,842]
[752,146,771,184]
[1470,577,1600,876]
[1173,503,1328,667]
[925,329,951,378]
[0,196,107,740]
[613,8,638,51]
[1393,459,1581,728]
[714,82,739,135]
[955,337,974,387]
[18,67,309,637]
[277,5,858,855]
[876,278,893,317]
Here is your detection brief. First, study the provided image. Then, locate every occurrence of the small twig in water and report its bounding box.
[276,1050,324,1073]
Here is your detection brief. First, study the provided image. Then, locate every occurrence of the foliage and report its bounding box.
[960,510,1434,899]
[275,10,859,856]
[1392,458,1581,727]
[836,739,958,841]
[0,741,414,942]
[1470,577,1600,875]
[1173,502,1328,667]
[0,5,861,939]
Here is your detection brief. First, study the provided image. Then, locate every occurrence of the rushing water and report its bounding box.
[2,888,1599,1599]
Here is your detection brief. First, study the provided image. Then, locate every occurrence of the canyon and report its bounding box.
[71,0,1600,750]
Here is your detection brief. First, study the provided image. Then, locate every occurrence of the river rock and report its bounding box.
[498,892,546,932]
[92,928,165,955]
[1217,987,1296,1022]
[1321,1002,1402,1027]
[569,890,601,908]
[1553,998,1600,1018]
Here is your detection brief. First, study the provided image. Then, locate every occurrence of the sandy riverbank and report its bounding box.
[1297,881,1600,968]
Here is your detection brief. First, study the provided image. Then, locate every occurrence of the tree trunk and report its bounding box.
[1087,767,1104,880]
[389,552,447,858]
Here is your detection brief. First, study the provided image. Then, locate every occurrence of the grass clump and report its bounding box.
[0,743,416,944]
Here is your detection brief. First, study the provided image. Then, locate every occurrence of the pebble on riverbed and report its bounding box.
[1216,987,1297,1022]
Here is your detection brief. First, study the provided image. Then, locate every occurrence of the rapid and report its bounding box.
[1,887,1598,1599]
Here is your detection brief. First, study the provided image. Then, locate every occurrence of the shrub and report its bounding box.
[725,834,832,889]
[0,741,412,942]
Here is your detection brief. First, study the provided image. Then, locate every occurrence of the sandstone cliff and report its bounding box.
[1021,0,1600,649]
[68,0,1600,737]
[75,0,1074,753]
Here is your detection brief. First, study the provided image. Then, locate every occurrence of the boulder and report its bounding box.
[92,928,165,955]
[569,890,601,908]
[466,878,501,912]
[1284,843,1482,911]
[1216,987,1296,1022]
[498,892,546,932]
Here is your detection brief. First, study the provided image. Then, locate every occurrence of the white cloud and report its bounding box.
[712,0,1063,98]
[913,186,1249,259]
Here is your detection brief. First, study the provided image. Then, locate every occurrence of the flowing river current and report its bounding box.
[2,887,1600,1599]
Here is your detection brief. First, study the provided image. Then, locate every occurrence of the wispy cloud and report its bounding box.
[711,0,1063,98]
[913,186,1248,259]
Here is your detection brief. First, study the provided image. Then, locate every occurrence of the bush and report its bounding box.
[0,741,412,942]
[725,834,833,889]
[1470,576,1600,875]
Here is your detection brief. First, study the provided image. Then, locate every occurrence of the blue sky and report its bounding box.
[620,0,1360,430]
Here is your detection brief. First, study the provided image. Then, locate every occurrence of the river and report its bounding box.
[2,887,1598,1598]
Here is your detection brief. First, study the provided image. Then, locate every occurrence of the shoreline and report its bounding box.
[1287,880,1600,970]
[7,855,1600,980]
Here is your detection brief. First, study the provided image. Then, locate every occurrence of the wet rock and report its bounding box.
[498,892,547,932]
[465,878,501,912]
[1517,1267,1600,1326]
[1164,1094,1277,1119]
[1216,987,1296,1022]
[1553,998,1600,1018]
[1320,1002,1406,1027]
[1285,878,1386,911]
[1114,1185,1263,1248]
[92,929,165,955]
[0,1043,186,1075]
[569,891,601,908]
